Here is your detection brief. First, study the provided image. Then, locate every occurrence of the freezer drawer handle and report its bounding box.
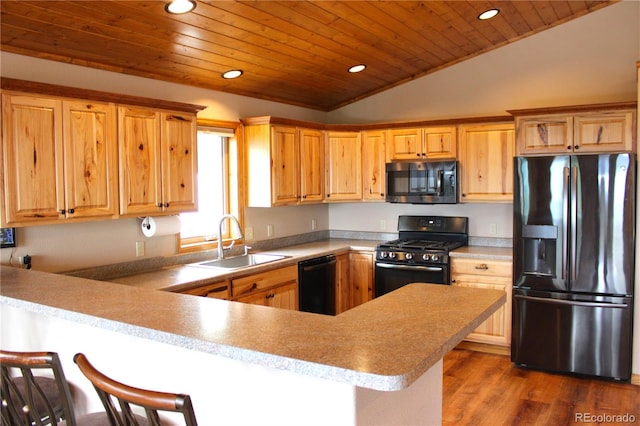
[515,294,628,309]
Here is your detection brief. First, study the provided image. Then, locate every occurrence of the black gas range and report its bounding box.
[374,215,468,297]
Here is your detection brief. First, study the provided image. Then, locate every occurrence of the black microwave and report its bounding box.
[385,160,458,204]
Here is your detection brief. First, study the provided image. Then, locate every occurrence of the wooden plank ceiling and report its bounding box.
[0,1,616,111]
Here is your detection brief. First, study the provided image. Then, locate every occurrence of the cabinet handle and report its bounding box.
[475,264,489,270]
[250,283,258,292]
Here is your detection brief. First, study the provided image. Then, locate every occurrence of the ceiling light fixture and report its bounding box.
[478,8,499,20]
[165,0,196,14]
[348,64,366,73]
[222,69,243,79]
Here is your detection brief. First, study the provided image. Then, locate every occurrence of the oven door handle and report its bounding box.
[376,263,444,272]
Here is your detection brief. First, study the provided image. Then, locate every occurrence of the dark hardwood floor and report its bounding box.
[443,349,640,425]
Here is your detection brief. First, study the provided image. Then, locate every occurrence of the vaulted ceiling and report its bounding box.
[0,1,616,111]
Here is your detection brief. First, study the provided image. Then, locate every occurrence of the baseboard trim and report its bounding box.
[455,341,510,356]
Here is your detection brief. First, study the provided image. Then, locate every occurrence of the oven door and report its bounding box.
[374,262,449,297]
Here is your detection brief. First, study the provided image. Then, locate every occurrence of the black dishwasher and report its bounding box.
[298,255,336,315]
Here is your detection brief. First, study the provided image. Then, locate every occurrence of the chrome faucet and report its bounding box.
[217,214,243,259]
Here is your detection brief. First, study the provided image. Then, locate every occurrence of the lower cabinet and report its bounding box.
[231,265,299,311]
[450,257,512,347]
[179,281,230,300]
[335,251,375,314]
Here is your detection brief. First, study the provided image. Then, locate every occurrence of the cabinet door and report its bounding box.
[574,110,634,153]
[63,100,118,219]
[236,282,298,310]
[299,128,324,203]
[118,107,162,215]
[349,251,374,308]
[335,253,350,314]
[459,123,514,202]
[424,126,456,158]
[515,115,573,155]
[271,126,299,206]
[160,111,197,213]
[452,274,512,346]
[361,131,386,201]
[325,131,362,201]
[2,94,64,224]
[386,128,423,160]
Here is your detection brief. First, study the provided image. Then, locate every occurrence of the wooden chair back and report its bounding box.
[0,350,76,426]
[73,353,198,426]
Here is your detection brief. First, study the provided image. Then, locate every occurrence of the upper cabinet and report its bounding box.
[361,130,386,201]
[118,107,198,216]
[1,93,118,226]
[386,126,456,160]
[510,103,636,156]
[243,118,324,207]
[0,79,205,227]
[458,123,515,203]
[325,131,362,201]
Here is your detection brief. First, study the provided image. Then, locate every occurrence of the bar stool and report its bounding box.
[73,353,198,426]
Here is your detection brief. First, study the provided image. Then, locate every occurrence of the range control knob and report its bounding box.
[422,254,431,261]
[406,253,413,260]
[380,252,388,259]
[431,255,440,262]
[389,252,397,259]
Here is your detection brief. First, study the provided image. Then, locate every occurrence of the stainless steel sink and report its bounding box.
[190,254,288,270]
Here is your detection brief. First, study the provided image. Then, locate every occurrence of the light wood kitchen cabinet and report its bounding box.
[179,281,230,300]
[299,128,325,204]
[511,104,635,155]
[1,93,118,226]
[324,131,362,201]
[244,120,324,207]
[361,130,386,201]
[458,123,514,203]
[118,107,198,216]
[386,127,456,160]
[231,265,298,310]
[451,257,512,347]
[349,251,374,308]
[335,253,350,314]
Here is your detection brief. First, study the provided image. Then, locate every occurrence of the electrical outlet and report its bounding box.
[136,241,145,257]
[267,224,274,237]
[489,223,497,235]
[245,227,254,240]
[311,219,317,230]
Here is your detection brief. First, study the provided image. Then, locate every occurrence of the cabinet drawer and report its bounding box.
[180,281,229,300]
[232,265,298,298]
[451,258,512,277]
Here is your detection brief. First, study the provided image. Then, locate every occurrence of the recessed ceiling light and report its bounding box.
[348,64,366,73]
[222,69,243,79]
[478,9,499,20]
[165,0,196,14]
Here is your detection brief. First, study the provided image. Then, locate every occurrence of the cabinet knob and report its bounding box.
[164,202,170,208]
[157,203,163,208]
[574,145,580,150]
[68,208,75,214]
[60,209,65,214]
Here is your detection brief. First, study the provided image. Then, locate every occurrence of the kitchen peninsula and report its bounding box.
[1,265,504,425]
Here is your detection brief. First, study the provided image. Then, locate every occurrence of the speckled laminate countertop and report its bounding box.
[107,239,378,292]
[105,240,510,293]
[0,265,504,391]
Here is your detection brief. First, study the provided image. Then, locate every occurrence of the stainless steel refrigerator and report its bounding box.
[512,153,635,381]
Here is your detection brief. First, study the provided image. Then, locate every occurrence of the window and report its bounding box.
[179,120,242,252]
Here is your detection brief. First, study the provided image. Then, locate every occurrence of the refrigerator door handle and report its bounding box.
[570,166,578,282]
[515,294,629,309]
[562,166,570,280]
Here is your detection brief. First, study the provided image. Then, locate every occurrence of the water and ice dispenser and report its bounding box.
[522,225,558,277]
